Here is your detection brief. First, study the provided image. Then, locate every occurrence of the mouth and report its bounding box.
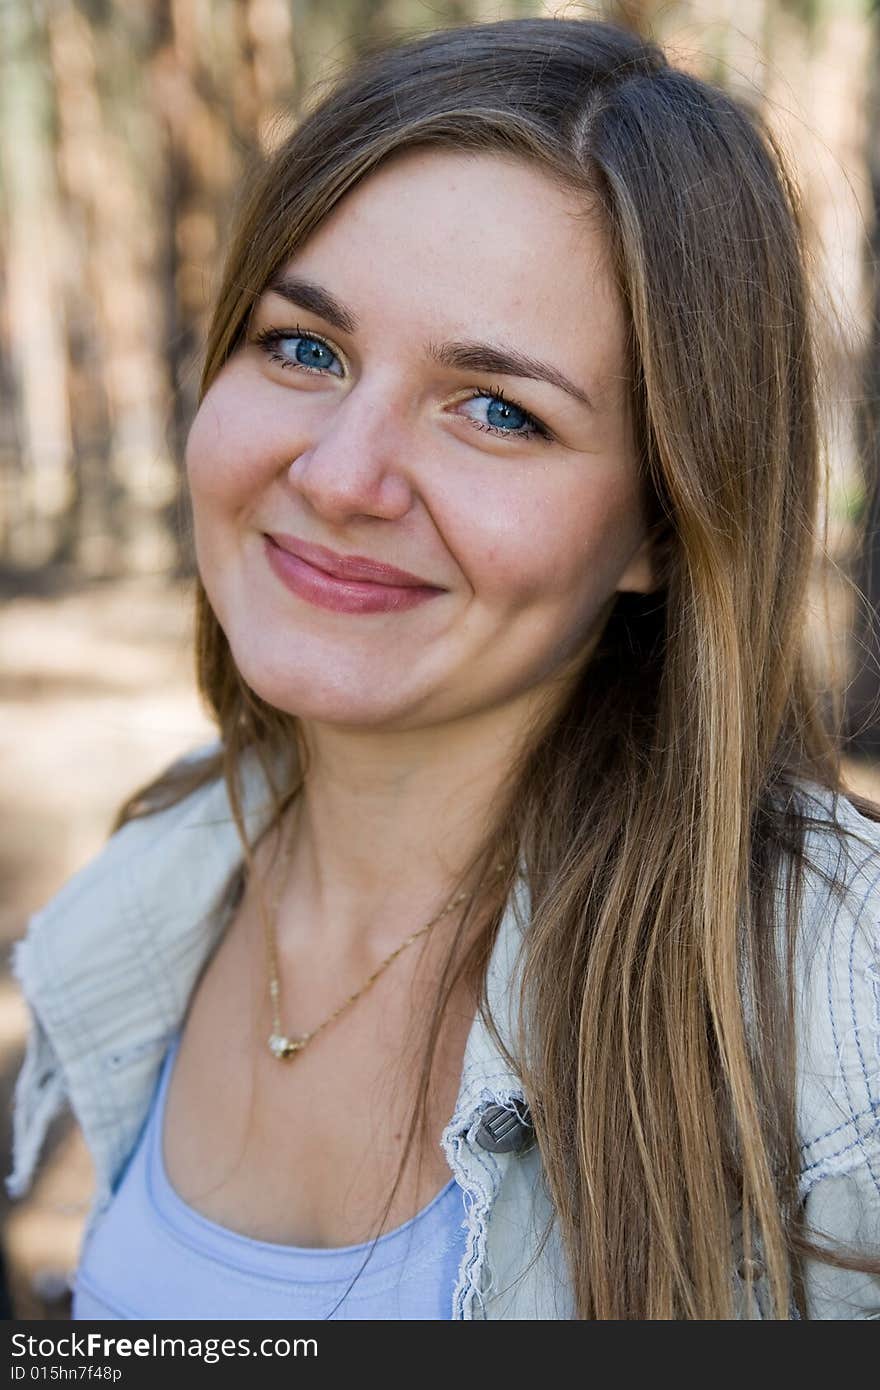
[264,532,443,589]
[262,535,446,615]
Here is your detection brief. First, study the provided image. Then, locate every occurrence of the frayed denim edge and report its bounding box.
[441,1086,525,1321]
[5,937,66,1200]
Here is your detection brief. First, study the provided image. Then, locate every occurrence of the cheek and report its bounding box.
[185,392,239,509]
[457,471,645,610]
[184,374,289,510]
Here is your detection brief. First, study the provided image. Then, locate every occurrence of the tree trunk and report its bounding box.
[0,0,72,568]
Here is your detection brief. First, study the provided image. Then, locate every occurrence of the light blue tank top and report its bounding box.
[72,1031,468,1320]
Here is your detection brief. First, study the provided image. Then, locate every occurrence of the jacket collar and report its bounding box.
[10,740,527,1204]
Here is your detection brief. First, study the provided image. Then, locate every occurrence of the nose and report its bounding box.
[285,383,415,525]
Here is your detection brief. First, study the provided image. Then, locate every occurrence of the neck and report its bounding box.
[269,688,552,957]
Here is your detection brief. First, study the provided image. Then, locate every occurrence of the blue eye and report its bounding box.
[252,326,344,377]
[289,336,339,371]
[488,398,523,430]
[461,387,548,443]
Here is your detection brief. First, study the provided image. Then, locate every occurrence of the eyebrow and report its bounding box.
[428,340,598,414]
[263,273,599,413]
[266,274,358,335]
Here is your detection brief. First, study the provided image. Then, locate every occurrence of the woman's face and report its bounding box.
[186,149,659,731]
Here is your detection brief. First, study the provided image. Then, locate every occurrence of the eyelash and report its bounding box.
[252,325,340,378]
[467,386,551,443]
[250,324,553,444]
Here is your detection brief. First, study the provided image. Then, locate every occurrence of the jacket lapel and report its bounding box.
[7,742,279,1207]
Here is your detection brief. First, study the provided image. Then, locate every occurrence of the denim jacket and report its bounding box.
[6,740,880,1319]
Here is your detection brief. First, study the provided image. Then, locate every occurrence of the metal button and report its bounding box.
[474,1101,533,1153]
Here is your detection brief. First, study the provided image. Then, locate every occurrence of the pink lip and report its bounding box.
[266,533,438,587]
[263,536,446,615]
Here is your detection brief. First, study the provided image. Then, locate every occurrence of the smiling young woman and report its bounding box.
[8,16,880,1321]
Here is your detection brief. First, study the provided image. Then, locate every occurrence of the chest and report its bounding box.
[161,882,477,1248]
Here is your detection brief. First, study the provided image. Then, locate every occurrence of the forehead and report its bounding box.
[272,148,627,394]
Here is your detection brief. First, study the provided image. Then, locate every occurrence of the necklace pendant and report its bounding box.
[268,1033,305,1060]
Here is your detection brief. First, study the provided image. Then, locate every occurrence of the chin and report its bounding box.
[232,656,418,730]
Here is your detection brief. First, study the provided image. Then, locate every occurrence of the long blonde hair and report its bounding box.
[113,16,880,1317]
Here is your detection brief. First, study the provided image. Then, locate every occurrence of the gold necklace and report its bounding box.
[259,823,508,1061]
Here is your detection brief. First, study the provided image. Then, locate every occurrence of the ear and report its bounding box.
[616,524,670,595]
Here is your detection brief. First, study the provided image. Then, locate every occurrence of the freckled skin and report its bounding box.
[185,148,659,735]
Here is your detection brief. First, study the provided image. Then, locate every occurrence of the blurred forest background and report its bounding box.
[1,0,879,1319]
